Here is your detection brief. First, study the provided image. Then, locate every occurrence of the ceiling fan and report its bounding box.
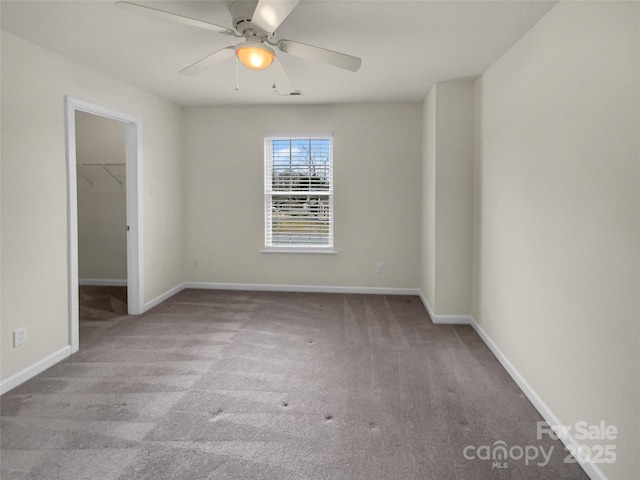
[115,0,362,95]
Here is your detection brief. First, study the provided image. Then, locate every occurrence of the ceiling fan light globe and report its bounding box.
[236,43,275,70]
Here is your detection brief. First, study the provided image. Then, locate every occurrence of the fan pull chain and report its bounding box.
[235,57,240,91]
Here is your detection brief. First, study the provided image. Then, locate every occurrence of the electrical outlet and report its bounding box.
[13,327,27,347]
[375,263,383,273]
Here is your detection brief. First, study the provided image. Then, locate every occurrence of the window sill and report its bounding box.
[260,248,338,255]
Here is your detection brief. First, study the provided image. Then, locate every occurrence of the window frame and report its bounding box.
[262,134,336,254]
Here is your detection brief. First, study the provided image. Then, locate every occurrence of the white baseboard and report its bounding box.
[183,281,421,296]
[0,346,72,395]
[78,278,127,286]
[418,290,604,480]
[144,281,421,314]
[418,290,603,479]
[431,314,473,325]
[418,291,473,324]
[144,283,186,311]
[468,317,606,480]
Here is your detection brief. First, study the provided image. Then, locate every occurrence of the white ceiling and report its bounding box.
[1,0,556,107]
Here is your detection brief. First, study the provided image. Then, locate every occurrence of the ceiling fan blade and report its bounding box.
[179,46,236,76]
[268,56,301,96]
[251,0,299,33]
[277,40,361,72]
[115,1,236,36]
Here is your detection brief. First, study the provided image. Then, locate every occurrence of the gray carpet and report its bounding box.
[1,289,589,479]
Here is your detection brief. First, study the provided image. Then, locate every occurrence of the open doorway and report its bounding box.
[65,97,144,353]
[75,111,128,345]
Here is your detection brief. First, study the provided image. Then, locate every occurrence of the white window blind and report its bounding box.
[264,135,333,249]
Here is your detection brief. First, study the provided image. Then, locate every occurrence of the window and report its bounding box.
[264,135,333,250]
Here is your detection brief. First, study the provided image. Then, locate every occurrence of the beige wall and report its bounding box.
[76,111,127,281]
[1,32,184,381]
[473,2,639,478]
[183,104,422,289]
[421,79,474,316]
[422,86,437,306]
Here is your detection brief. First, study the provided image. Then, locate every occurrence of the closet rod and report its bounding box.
[76,162,125,166]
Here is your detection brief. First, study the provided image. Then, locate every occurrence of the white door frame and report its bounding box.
[64,96,144,353]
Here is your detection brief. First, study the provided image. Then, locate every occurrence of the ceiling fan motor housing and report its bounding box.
[230,1,269,39]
